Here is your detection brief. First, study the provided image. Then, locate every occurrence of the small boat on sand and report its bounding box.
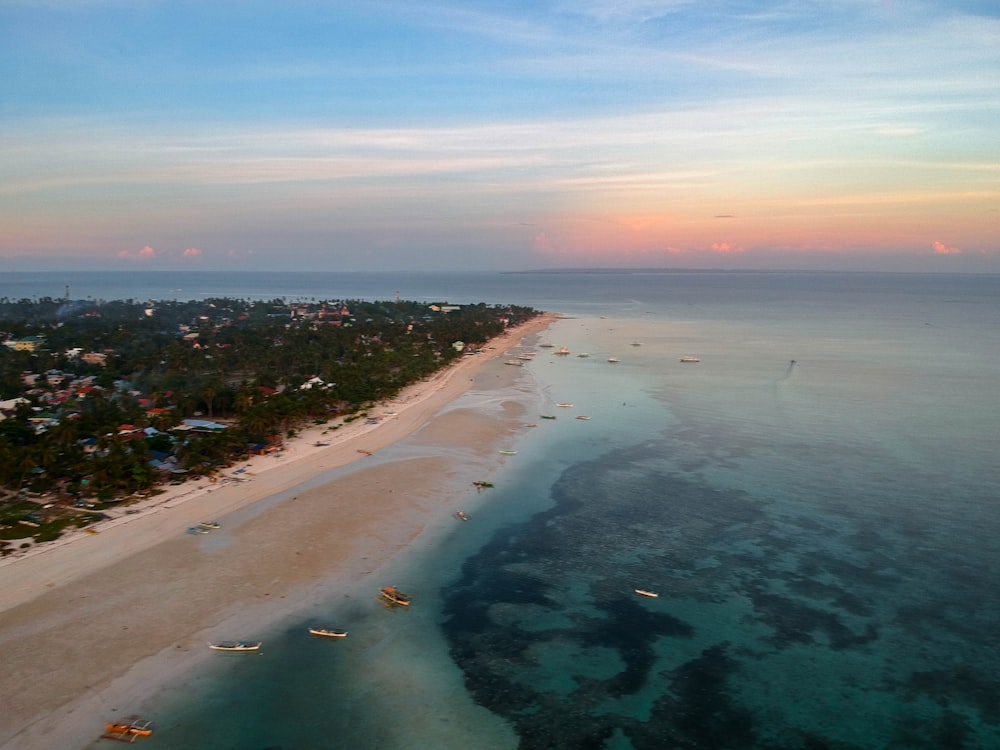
[209,640,262,652]
[197,521,220,530]
[187,526,210,535]
[607,357,620,363]
[456,511,469,521]
[679,356,700,363]
[309,628,348,639]
[634,589,659,598]
[103,718,153,741]
[378,587,413,607]
[499,449,517,455]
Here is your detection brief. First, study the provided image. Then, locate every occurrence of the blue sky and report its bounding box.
[1,0,998,272]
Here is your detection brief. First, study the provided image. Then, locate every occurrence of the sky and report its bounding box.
[1,0,998,273]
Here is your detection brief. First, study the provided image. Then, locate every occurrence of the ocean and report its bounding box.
[7,270,1000,749]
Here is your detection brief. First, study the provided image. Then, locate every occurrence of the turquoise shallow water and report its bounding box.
[47,271,998,749]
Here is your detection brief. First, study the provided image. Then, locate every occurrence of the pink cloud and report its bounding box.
[118,245,157,261]
[932,240,961,255]
[710,241,742,253]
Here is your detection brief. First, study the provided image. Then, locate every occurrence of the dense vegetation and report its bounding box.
[0,295,539,551]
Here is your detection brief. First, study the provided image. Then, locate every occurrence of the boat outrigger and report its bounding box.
[208,640,262,652]
[378,586,413,608]
[102,718,153,743]
[309,628,348,639]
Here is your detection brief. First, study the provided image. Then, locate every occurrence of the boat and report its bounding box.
[499,449,517,455]
[679,356,700,363]
[187,526,210,535]
[555,347,570,355]
[539,343,554,348]
[103,718,153,742]
[197,520,220,530]
[540,415,556,419]
[556,403,573,408]
[456,510,469,521]
[309,628,348,639]
[378,587,412,607]
[504,360,524,366]
[607,357,620,363]
[208,640,262,652]
[576,415,591,420]
[576,353,590,358]
[634,589,659,598]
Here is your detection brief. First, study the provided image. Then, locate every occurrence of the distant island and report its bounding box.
[0,295,540,554]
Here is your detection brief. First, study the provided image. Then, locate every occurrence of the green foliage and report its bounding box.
[0,296,541,507]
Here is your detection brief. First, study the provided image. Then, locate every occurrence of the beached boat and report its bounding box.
[456,510,469,521]
[576,415,591,420]
[499,449,517,455]
[208,640,262,652]
[576,353,590,358]
[309,628,348,639]
[634,589,659,598]
[540,415,556,419]
[556,403,573,408]
[198,520,220,530]
[187,526,210,535]
[378,587,413,607]
[607,357,620,363]
[504,360,524,366]
[555,347,570,355]
[104,718,153,740]
[679,356,700,363]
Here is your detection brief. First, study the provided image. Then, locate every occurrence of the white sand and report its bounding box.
[0,314,557,750]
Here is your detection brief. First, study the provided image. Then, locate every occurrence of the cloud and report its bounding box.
[710,241,742,253]
[118,244,156,261]
[183,247,202,258]
[932,240,961,255]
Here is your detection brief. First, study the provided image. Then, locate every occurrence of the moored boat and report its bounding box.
[456,510,469,521]
[208,640,262,652]
[607,357,620,363]
[634,589,659,598]
[499,449,517,455]
[378,586,413,607]
[556,402,573,408]
[555,347,570,355]
[679,356,700,363]
[576,415,591,420]
[197,520,220,530]
[104,718,153,739]
[309,628,348,639]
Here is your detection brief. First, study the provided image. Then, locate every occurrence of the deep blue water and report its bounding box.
[23,270,997,749]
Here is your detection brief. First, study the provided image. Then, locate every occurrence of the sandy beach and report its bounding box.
[0,313,558,750]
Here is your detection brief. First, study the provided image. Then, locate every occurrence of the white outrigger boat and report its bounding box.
[308,628,348,639]
[208,640,262,652]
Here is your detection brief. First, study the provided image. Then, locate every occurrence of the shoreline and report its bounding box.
[0,313,559,750]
